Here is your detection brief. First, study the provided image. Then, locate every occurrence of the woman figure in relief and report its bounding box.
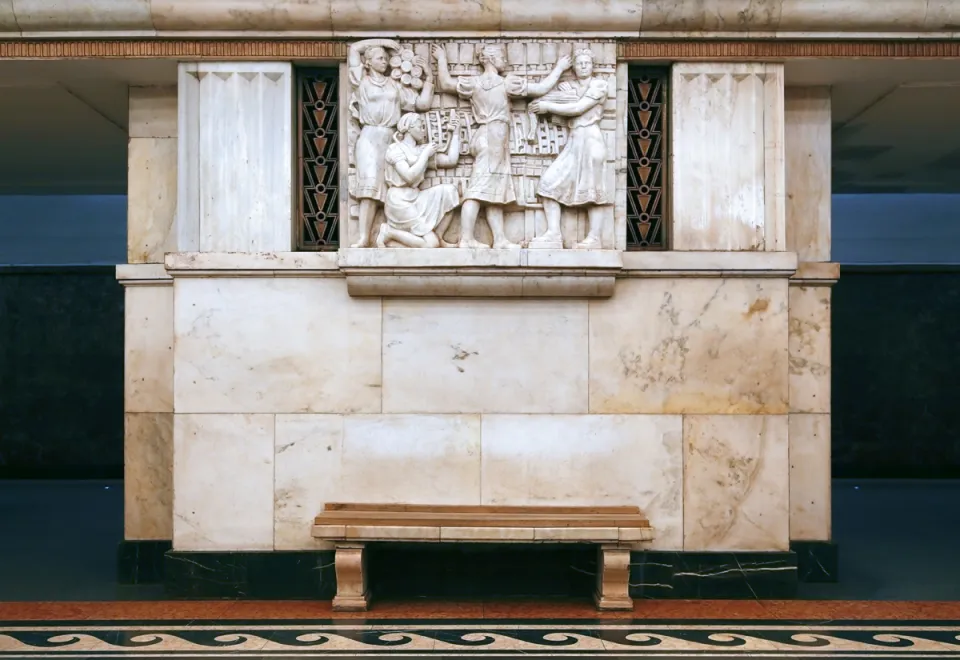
[528,49,610,250]
[377,112,462,249]
[348,39,434,247]
[433,43,571,248]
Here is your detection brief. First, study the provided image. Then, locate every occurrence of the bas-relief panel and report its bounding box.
[683,415,789,552]
[589,278,788,415]
[481,415,683,549]
[343,38,618,251]
[173,277,382,414]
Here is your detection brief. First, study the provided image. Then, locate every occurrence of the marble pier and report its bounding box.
[115,16,838,598]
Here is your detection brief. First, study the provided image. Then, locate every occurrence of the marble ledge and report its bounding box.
[163,252,340,277]
[620,251,797,278]
[790,262,840,286]
[116,263,172,286]
[341,248,621,298]
[155,250,802,295]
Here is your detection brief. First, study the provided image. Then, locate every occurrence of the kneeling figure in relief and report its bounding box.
[377,112,462,248]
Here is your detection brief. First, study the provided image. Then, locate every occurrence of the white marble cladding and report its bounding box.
[671,63,785,252]
[177,63,293,252]
[4,0,958,35]
[785,87,831,262]
[175,412,683,551]
[128,86,177,264]
[481,415,682,549]
[166,274,798,552]
[173,277,381,414]
[684,415,789,551]
[381,298,588,414]
[173,410,791,551]
[173,414,275,550]
[789,413,831,541]
[589,278,789,414]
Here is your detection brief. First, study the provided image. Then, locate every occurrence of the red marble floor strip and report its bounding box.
[2,600,960,621]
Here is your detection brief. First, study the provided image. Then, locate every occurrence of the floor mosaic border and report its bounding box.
[2,620,960,657]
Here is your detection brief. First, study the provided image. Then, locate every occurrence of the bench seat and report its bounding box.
[312,504,655,612]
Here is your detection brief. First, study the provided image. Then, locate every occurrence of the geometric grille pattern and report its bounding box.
[297,68,340,250]
[626,67,669,250]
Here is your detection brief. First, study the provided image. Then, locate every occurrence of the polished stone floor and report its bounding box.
[1,479,959,658]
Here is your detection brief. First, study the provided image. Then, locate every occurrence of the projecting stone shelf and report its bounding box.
[337,248,623,298]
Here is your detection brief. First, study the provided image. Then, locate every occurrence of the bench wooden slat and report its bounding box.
[314,513,651,528]
[324,503,641,515]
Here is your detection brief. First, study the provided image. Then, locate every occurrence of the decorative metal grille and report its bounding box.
[627,67,669,250]
[297,68,340,251]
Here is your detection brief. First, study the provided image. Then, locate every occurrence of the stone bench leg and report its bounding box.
[594,544,633,611]
[332,543,370,611]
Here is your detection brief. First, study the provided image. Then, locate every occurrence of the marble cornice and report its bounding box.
[0,0,958,40]
[789,261,840,287]
[158,250,801,298]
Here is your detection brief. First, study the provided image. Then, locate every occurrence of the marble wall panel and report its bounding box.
[274,414,481,550]
[481,414,683,549]
[11,0,154,31]
[173,413,274,551]
[778,0,928,32]
[641,0,781,31]
[330,0,499,31]
[671,63,785,251]
[789,285,831,414]
[129,86,177,139]
[683,415,789,551]
[339,415,481,504]
[499,0,642,31]
[382,299,588,414]
[785,87,831,262]
[124,283,173,413]
[152,0,333,31]
[589,278,788,414]
[173,277,382,414]
[127,138,177,264]
[0,1,17,31]
[274,414,342,550]
[177,63,293,252]
[125,412,172,540]
[128,86,178,263]
[789,413,831,541]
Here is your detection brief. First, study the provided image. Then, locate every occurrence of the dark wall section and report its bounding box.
[0,267,123,478]
[832,267,960,478]
[0,266,958,479]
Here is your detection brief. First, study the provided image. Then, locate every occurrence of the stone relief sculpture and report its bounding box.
[432,44,571,249]
[377,112,462,248]
[348,39,434,248]
[528,49,611,250]
[345,39,618,250]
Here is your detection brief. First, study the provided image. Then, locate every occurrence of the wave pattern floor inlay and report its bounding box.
[2,620,960,658]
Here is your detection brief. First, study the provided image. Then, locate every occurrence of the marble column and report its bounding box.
[785,87,833,545]
[177,62,294,252]
[122,87,177,543]
[670,63,785,252]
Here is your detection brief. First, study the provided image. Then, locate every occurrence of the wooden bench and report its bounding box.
[312,503,654,611]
